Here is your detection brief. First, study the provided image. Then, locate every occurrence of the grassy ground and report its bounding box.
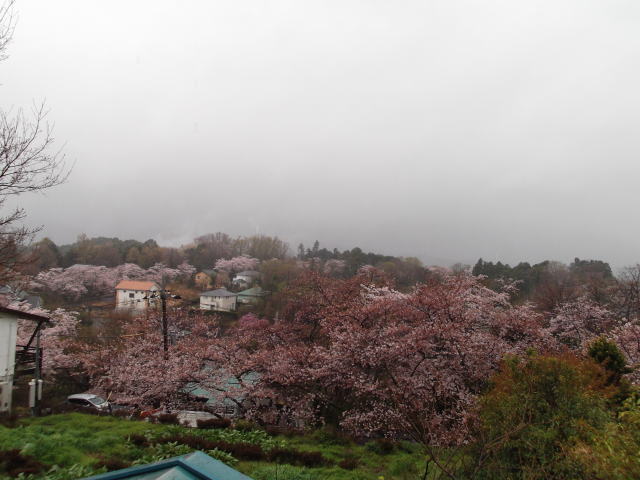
[0,414,428,480]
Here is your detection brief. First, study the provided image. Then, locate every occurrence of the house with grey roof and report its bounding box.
[200,288,237,312]
[231,270,261,288]
[237,286,268,305]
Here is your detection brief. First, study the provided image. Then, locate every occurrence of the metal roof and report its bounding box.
[0,305,50,323]
[200,288,237,298]
[234,271,260,277]
[82,451,254,480]
[68,393,102,401]
[237,287,265,297]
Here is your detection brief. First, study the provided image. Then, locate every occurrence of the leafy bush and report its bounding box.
[267,447,328,467]
[263,425,301,437]
[470,353,614,480]
[569,394,640,480]
[387,455,420,479]
[338,457,359,470]
[309,426,351,446]
[233,419,257,432]
[132,442,192,465]
[250,464,325,480]
[365,438,395,455]
[588,337,630,378]
[28,464,101,480]
[157,434,265,461]
[127,434,152,447]
[93,455,130,472]
[205,448,237,466]
[197,418,231,429]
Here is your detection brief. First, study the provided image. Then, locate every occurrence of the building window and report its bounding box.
[129,293,134,299]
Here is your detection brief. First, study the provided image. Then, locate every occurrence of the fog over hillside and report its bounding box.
[4,1,640,267]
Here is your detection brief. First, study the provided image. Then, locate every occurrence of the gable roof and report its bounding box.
[237,287,265,297]
[201,288,237,298]
[0,305,50,323]
[234,270,260,277]
[115,280,159,291]
[82,451,254,480]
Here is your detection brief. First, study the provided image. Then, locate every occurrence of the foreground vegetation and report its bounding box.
[4,343,640,480]
[0,413,427,480]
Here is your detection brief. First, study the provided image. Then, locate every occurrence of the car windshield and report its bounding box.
[89,396,106,405]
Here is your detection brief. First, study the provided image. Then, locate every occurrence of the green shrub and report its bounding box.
[250,464,324,480]
[233,419,257,432]
[588,337,628,375]
[470,353,614,480]
[267,447,329,467]
[309,426,351,446]
[387,455,420,479]
[569,394,640,479]
[364,438,395,455]
[338,457,359,470]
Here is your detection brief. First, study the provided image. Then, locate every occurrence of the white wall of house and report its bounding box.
[0,314,18,412]
[116,286,160,310]
[200,295,237,312]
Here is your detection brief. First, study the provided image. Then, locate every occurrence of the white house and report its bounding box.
[231,270,261,287]
[0,306,49,413]
[200,288,237,312]
[115,280,160,310]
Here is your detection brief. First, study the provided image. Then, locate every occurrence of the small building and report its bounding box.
[237,286,267,305]
[0,286,42,309]
[194,270,216,291]
[115,280,160,310]
[183,371,260,418]
[232,270,260,288]
[200,288,237,312]
[0,306,49,413]
[83,451,254,480]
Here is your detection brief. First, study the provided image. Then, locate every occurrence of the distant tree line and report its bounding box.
[472,257,615,309]
[23,232,291,274]
[24,234,429,287]
[297,240,427,287]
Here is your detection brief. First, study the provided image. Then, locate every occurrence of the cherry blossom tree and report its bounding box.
[323,259,346,276]
[214,256,259,273]
[546,296,618,350]
[209,270,549,477]
[15,306,81,376]
[78,308,218,407]
[610,322,640,384]
[31,262,196,300]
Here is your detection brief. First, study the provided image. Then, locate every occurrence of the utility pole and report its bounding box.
[161,291,168,359]
[145,289,181,360]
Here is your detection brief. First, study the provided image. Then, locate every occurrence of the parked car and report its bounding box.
[66,393,111,412]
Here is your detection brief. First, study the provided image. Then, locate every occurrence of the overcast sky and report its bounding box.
[3,0,640,267]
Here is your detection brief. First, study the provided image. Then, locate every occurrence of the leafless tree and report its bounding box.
[0,0,69,283]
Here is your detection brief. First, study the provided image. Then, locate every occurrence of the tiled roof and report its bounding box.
[115,280,159,291]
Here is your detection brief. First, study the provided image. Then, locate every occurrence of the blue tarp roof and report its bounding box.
[83,451,254,480]
[183,372,259,406]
